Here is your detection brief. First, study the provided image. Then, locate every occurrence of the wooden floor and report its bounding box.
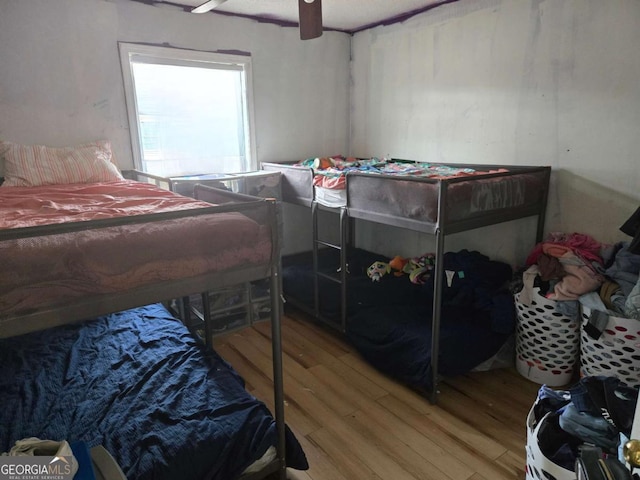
[212,308,542,480]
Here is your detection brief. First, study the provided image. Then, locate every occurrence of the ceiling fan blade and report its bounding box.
[298,0,323,40]
[191,0,228,14]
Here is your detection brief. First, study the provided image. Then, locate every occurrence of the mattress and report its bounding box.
[0,304,308,480]
[0,181,273,325]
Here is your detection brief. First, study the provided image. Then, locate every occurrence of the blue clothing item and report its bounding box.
[559,403,619,452]
[624,275,640,319]
[570,376,638,437]
[533,385,571,423]
[605,244,640,297]
[555,299,580,320]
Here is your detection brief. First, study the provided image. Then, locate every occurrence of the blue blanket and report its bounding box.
[346,250,515,390]
[283,248,515,391]
[0,304,307,479]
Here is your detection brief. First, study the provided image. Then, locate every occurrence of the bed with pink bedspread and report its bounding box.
[0,139,297,480]
[0,180,277,338]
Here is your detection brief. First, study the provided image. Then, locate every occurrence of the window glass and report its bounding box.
[119,43,256,177]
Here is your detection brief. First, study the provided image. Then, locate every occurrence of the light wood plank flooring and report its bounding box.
[212,308,541,480]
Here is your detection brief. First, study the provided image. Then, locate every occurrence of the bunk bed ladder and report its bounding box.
[311,201,349,332]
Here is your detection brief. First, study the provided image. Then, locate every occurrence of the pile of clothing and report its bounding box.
[518,206,640,337]
[532,376,638,470]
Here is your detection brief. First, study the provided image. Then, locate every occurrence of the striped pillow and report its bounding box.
[0,140,124,187]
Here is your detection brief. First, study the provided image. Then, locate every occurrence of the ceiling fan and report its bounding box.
[191,0,323,40]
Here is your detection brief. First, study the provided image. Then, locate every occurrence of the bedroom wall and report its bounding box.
[350,0,640,266]
[0,0,352,254]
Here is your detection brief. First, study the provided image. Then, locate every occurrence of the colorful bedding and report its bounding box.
[0,181,272,326]
[296,156,509,190]
[0,303,308,479]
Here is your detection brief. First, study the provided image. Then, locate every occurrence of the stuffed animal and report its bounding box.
[367,253,436,284]
[366,261,390,282]
[407,253,436,284]
[388,256,409,276]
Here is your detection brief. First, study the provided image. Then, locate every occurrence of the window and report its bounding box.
[119,43,256,177]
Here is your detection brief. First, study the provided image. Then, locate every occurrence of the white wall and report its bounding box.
[350,0,640,265]
[0,0,351,254]
[0,0,351,167]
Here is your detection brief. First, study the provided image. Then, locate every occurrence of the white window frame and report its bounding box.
[118,42,257,174]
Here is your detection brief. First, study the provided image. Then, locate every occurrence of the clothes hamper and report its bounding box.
[515,287,580,386]
[580,307,640,388]
[525,408,574,480]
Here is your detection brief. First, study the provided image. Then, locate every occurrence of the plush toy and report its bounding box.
[366,261,390,282]
[388,255,409,276]
[407,253,436,284]
[367,253,436,284]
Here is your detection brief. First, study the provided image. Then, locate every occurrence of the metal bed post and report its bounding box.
[429,182,448,405]
[429,228,445,404]
[535,168,551,243]
[339,206,348,333]
[270,265,286,480]
[201,292,212,347]
[311,201,320,320]
[267,198,287,480]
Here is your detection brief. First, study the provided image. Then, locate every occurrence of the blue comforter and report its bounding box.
[0,304,307,479]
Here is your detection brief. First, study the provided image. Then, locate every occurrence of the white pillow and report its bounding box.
[0,139,124,187]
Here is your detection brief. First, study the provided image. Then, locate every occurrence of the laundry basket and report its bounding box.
[515,287,581,386]
[525,408,574,480]
[580,307,640,387]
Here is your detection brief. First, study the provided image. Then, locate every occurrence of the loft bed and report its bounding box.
[263,158,551,402]
[0,139,307,479]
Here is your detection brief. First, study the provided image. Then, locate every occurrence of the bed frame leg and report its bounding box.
[430,228,445,404]
[270,267,287,480]
[202,291,212,347]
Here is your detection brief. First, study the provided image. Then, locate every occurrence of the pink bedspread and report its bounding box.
[0,181,273,321]
[0,181,220,228]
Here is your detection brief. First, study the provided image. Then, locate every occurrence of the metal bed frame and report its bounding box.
[263,160,551,403]
[0,183,289,480]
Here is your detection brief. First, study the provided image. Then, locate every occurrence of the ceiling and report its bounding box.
[155,0,457,33]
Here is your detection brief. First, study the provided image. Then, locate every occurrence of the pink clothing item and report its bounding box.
[547,252,604,301]
[526,232,604,266]
[541,243,572,259]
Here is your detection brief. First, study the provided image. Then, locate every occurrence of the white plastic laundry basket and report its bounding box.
[525,408,575,480]
[515,287,580,386]
[580,307,640,388]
